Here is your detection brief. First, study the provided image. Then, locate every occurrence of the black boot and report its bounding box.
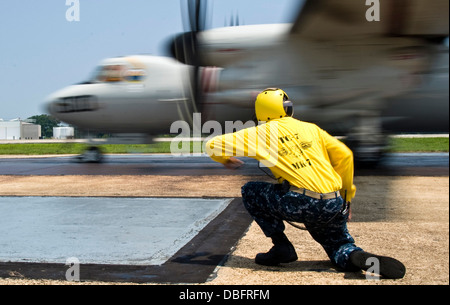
[255,233,298,266]
[349,250,406,279]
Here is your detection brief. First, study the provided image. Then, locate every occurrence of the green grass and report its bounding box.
[0,141,205,155]
[0,138,447,155]
[388,137,449,153]
[0,143,87,155]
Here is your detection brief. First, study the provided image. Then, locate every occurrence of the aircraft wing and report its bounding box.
[291,0,449,41]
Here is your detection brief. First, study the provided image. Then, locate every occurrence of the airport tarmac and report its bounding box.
[0,197,230,266]
[0,196,251,283]
[0,153,448,176]
[0,153,448,285]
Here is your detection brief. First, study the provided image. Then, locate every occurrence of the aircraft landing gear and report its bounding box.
[346,134,388,168]
[76,146,104,163]
[345,115,388,168]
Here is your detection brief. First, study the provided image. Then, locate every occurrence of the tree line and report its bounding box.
[27,114,110,139]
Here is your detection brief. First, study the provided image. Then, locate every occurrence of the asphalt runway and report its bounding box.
[0,153,448,176]
[0,196,252,283]
[0,197,231,266]
[0,153,447,284]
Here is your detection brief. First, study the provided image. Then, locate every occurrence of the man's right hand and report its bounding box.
[224,157,244,170]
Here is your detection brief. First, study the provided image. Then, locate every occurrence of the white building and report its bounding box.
[0,120,41,140]
[53,127,75,139]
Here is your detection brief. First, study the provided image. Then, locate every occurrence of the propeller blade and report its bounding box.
[177,0,211,114]
[182,0,207,33]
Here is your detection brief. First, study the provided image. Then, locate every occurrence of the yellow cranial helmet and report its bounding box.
[255,88,294,122]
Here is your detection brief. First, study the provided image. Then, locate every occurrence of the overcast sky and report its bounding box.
[0,0,302,120]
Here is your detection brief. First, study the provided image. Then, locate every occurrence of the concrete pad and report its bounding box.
[0,197,230,265]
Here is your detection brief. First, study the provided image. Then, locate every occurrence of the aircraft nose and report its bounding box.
[44,94,59,116]
[45,92,68,117]
[45,90,99,117]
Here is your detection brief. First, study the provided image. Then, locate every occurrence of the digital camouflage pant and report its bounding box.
[241,181,362,270]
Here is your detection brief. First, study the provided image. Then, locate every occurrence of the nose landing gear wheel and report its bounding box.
[76,146,104,163]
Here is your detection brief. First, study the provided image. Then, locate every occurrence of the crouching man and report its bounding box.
[206,88,405,279]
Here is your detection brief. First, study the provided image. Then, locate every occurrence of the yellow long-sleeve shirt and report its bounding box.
[206,117,356,201]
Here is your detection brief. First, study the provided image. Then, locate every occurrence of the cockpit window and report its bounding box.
[95,65,126,82]
[91,63,147,83]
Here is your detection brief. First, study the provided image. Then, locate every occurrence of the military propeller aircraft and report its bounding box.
[46,0,449,164]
